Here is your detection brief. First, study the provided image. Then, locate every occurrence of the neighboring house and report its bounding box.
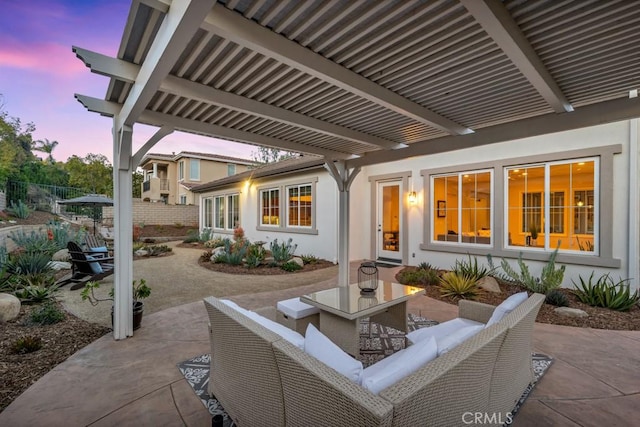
[193,119,639,290]
[139,151,255,205]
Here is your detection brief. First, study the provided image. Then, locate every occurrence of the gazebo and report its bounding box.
[74,0,640,339]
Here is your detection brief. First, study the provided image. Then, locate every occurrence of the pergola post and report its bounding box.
[112,123,134,339]
[325,161,361,287]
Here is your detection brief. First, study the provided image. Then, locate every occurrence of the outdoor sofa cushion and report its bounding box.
[220,299,305,350]
[407,317,483,347]
[304,324,363,384]
[361,335,438,395]
[88,246,109,258]
[485,291,529,327]
[277,297,320,319]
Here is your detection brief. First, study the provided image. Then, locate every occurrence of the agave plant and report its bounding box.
[573,273,639,311]
[438,272,482,300]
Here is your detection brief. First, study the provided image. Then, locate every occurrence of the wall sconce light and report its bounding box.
[408,191,417,205]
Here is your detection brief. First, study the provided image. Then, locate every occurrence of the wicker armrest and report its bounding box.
[458,299,495,323]
[272,339,394,427]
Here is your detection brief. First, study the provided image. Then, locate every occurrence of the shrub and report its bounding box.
[199,228,213,243]
[204,236,227,248]
[5,251,53,276]
[47,219,85,251]
[7,200,30,219]
[30,301,65,325]
[545,289,569,307]
[300,254,319,265]
[218,238,247,265]
[174,222,183,228]
[396,268,439,287]
[452,254,493,281]
[488,247,565,294]
[132,241,145,252]
[573,273,640,311]
[270,238,297,263]
[8,229,58,255]
[144,244,172,256]
[438,272,481,300]
[417,262,435,271]
[200,250,213,262]
[245,244,266,268]
[10,336,42,354]
[14,282,60,304]
[281,261,302,272]
[183,229,200,243]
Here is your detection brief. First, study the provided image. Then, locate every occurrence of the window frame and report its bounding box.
[256,177,318,235]
[204,192,241,233]
[227,163,236,176]
[189,158,200,181]
[420,145,621,268]
[178,161,184,181]
[429,169,494,247]
[286,183,313,228]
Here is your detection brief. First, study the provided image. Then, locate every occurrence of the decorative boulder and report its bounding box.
[52,248,70,262]
[554,307,588,318]
[0,293,21,322]
[477,276,501,293]
[291,257,304,267]
[135,249,149,257]
[49,261,72,271]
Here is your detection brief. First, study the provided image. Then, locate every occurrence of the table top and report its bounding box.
[301,281,422,320]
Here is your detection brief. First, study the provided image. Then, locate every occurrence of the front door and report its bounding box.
[377,180,402,261]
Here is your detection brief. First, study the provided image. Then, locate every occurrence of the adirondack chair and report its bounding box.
[57,241,115,290]
[84,234,111,257]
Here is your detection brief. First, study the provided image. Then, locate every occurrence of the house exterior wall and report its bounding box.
[355,120,638,290]
[199,170,340,263]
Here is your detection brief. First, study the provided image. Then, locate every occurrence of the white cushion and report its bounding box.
[437,324,484,355]
[485,291,529,327]
[304,324,363,384]
[407,317,483,344]
[85,255,103,274]
[220,300,305,350]
[361,336,437,395]
[277,297,320,319]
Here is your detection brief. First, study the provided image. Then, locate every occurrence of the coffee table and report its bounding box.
[301,281,421,356]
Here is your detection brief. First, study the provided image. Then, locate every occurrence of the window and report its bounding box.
[179,195,187,205]
[189,159,200,180]
[214,196,225,229]
[287,184,312,227]
[260,188,280,226]
[208,193,240,230]
[431,170,492,245]
[178,161,184,181]
[203,198,213,228]
[227,194,240,229]
[506,158,597,253]
[227,164,236,176]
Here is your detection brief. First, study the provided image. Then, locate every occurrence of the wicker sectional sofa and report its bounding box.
[203,293,544,427]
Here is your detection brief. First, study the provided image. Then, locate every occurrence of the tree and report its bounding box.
[250,146,298,165]
[63,154,113,196]
[0,108,36,187]
[132,170,144,198]
[33,138,59,164]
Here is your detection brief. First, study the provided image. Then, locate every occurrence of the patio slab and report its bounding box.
[2,263,639,426]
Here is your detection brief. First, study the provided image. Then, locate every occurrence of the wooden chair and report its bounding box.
[84,234,112,256]
[57,241,115,290]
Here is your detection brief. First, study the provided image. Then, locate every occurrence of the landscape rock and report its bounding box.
[135,249,149,257]
[477,276,501,293]
[554,307,588,318]
[49,261,72,271]
[291,257,304,267]
[0,293,21,322]
[52,248,70,262]
[212,246,226,256]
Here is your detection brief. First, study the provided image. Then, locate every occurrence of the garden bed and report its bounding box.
[198,257,335,275]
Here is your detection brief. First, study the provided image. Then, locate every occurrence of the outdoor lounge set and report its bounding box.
[204,292,544,426]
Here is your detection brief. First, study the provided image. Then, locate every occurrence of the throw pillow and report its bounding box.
[89,246,109,258]
[304,324,363,384]
[85,255,103,274]
[361,336,437,395]
[485,291,529,327]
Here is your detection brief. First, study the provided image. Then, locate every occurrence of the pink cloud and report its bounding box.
[0,41,85,77]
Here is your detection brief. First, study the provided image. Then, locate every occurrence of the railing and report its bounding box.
[3,180,86,213]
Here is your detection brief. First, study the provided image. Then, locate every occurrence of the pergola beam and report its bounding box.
[461,0,573,113]
[202,3,473,135]
[132,125,175,167]
[348,97,640,168]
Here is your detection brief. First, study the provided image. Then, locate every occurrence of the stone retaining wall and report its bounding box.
[0,191,6,211]
[0,225,43,253]
[102,199,198,227]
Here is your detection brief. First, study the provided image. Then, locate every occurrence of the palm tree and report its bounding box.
[33,138,59,163]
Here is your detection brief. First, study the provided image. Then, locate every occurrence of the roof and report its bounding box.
[76,0,640,169]
[139,150,255,166]
[192,155,326,192]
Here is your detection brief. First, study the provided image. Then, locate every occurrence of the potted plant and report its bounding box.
[81,279,151,330]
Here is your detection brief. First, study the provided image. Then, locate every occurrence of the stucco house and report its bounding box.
[139,151,255,205]
[194,119,638,291]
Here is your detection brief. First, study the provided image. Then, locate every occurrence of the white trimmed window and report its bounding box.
[178,161,184,181]
[208,193,240,231]
[227,164,236,176]
[190,159,200,180]
[260,188,280,226]
[203,198,213,228]
[431,170,493,245]
[179,194,187,205]
[287,184,312,227]
[505,158,598,253]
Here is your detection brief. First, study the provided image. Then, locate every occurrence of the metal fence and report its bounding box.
[4,180,87,215]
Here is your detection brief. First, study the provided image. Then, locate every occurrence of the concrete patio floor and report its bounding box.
[2,263,639,426]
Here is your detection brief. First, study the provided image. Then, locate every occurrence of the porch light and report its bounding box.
[408,191,418,205]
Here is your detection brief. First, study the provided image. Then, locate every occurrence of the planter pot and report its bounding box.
[111,301,145,330]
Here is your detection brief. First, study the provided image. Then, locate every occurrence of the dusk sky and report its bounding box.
[0,0,256,164]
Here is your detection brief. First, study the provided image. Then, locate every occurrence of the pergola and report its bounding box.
[75,0,640,339]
